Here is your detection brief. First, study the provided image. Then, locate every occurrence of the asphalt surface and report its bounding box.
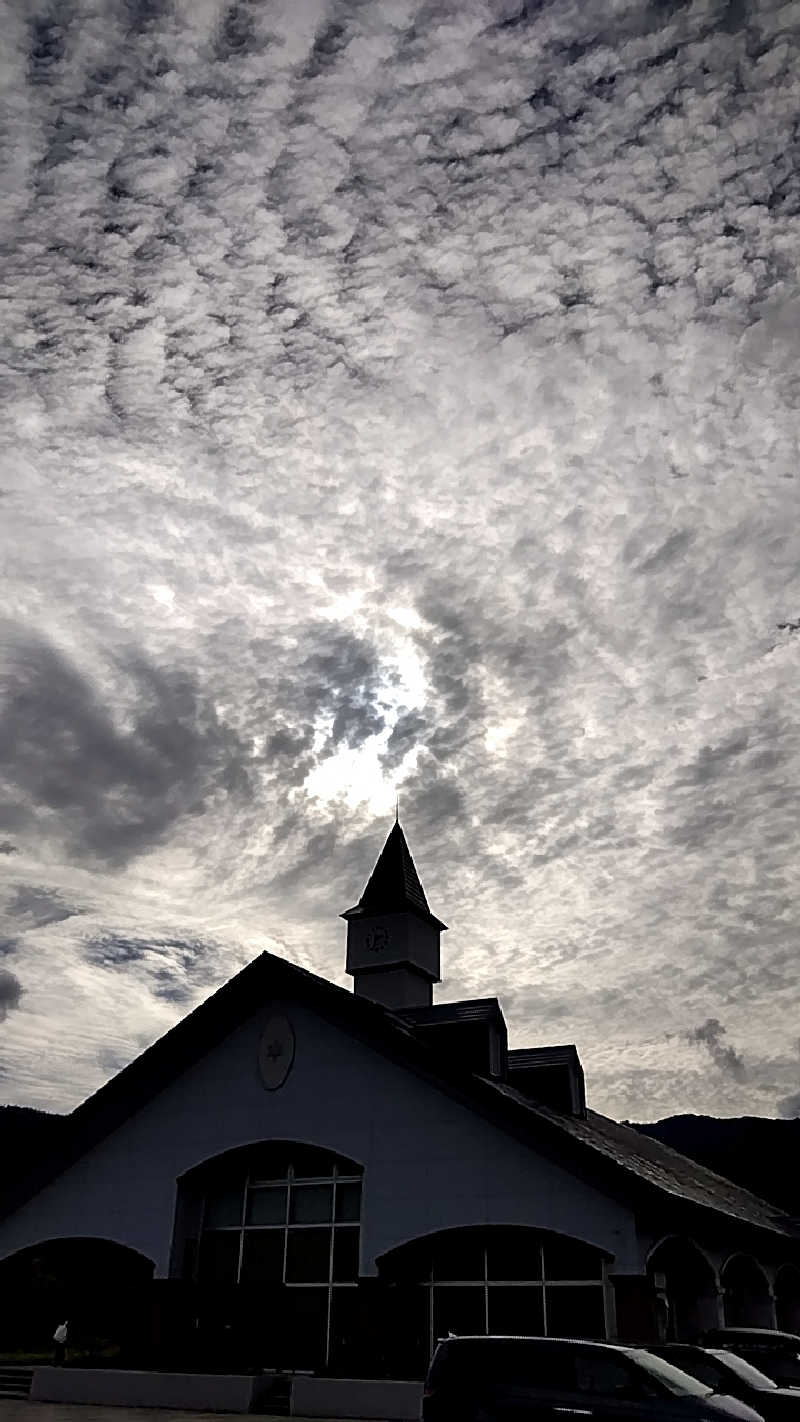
[0,1406,344,1422]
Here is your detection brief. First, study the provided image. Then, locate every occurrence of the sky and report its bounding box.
[1,0,799,1125]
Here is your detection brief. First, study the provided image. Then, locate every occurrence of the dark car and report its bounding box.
[648,1344,800,1420]
[701,1334,800,1389]
[422,1335,765,1422]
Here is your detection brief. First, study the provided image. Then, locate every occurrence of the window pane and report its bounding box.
[380,1236,431,1284]
[246,1186,287,1225]
[432,1230,485,1281]
[433,1286,486,1340]
[335,1180,362,1223]
[487,1230,543,1282]
[544,1236,603,1281]
[333,1227,359,1282]
[290,1183,334,1223]
[382,1284,430,1380]
[247,1142,293,1181]
[198,1231,240,1285]
[329,1287,361,1376]
[204,1184,243,1229]
[286,1227,332,1283]
[182,1238,198,1282]
[290,1143,340,1179]
[283,1287,329,1370]
[488,1285,544,1336]
[240,1230,284,1284]
[545,1286,606,1340]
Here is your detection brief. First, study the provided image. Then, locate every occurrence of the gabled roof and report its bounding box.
[341,822,447,930]
[489,1078,796,1239]
[1,947,796,1247]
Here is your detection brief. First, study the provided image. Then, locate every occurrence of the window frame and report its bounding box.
[197,1156,363,1369]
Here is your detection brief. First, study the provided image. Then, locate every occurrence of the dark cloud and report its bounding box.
[0,969,24,1022]
[84,932,225,1012]
[635,530,694,575]
[85,933,213,975]
[97,1045,134,1076]
[0,939,18,958]
[5,885,79,929]
[777,1090,800,1119]
[0,628,257,867]
[0,842,18,855]
[85,935,151,968]
[295,627,387,751]
[686,1018,747,1083]
[381,712,429,773]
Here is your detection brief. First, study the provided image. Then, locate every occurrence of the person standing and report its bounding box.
[53,1321,68,1366]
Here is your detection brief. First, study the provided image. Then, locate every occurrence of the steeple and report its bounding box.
[342,822,446,1010]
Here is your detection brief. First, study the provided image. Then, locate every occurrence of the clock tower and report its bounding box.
[342,821,446,1010]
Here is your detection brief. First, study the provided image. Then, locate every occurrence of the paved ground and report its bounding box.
[0,1406,343,1422]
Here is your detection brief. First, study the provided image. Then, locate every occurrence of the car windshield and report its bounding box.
[709,1351,779,1390]
[625,1350,714,1398]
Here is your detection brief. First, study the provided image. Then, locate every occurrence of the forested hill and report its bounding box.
[0,1104,67,1189]
[629,1114,800,1217]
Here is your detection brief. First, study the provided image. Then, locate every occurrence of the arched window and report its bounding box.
[184,1141,363,1370]
[721,1254,774,1329]
[647,1237,720,1341]
[378,1225,608,1361]
[775,1265,800,1333]
[0,1238,154,1357]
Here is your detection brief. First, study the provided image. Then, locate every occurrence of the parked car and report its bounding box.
[422,1335,765,1422]
[648,1344,800,1420]
[701,1333,800,1389]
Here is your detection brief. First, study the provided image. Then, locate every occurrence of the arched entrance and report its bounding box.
[376,1226,609,1378]
[647,1237,720,1341]
[721,1254,774,1328]
[775,1266,800,1332]
[175,1139,364,1373]
[0,1237,154,1360]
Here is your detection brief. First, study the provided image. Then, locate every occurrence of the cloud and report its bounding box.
[85,932,224,1006]
[0,627,258,867]
[1,0,799,1119]
[0,842,17,855]
[5,886,79,930]
[96,1044,134,1076]
[686,1018,748,1083]
[0,969,24,1022]
[777,1091,800,1119]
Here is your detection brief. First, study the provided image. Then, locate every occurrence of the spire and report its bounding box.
[341,821,447,930]
[342,820,446,1009]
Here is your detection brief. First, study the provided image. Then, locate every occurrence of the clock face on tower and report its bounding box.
[365,924,390,953]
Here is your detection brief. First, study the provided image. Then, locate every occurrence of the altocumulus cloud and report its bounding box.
[1,0,799,1118]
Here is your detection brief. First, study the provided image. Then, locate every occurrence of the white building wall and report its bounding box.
[0,994,640,1275]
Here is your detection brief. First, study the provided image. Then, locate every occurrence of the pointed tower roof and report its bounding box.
[341,822,448,931]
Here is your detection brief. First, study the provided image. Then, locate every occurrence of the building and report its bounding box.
[0,823,798,1376]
